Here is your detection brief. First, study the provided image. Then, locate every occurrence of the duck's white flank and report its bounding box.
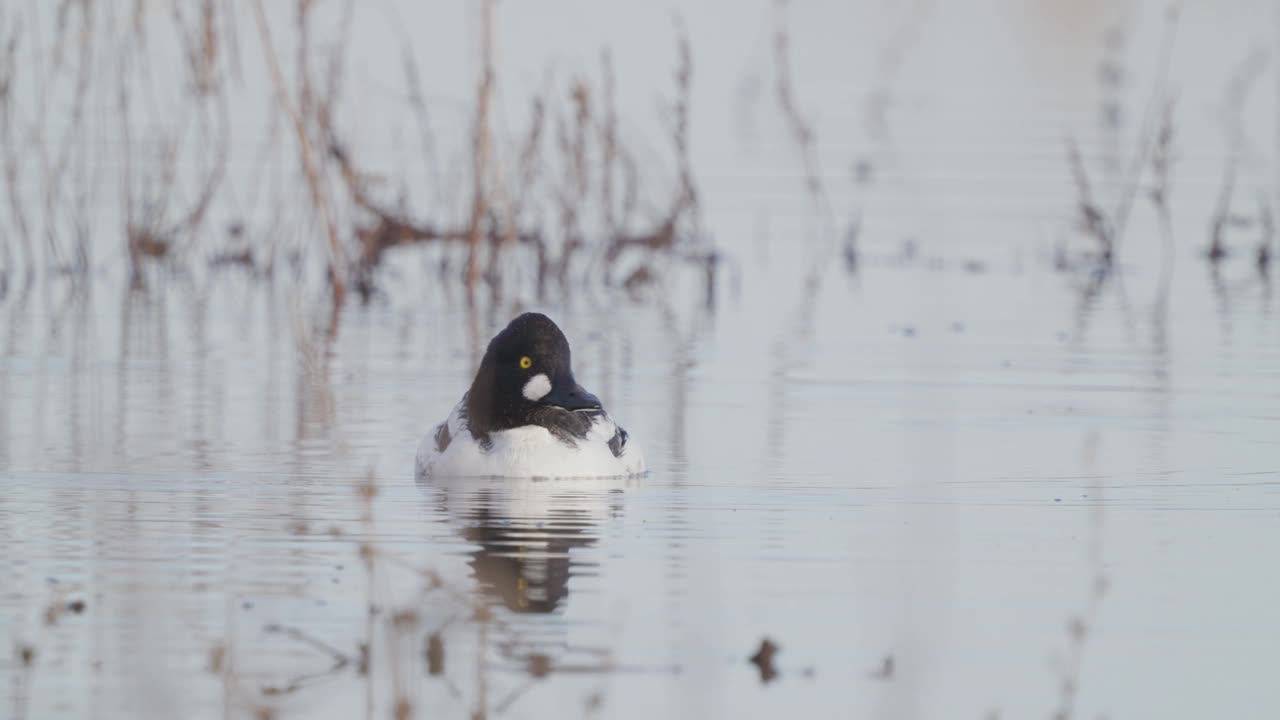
[416,397,646,479]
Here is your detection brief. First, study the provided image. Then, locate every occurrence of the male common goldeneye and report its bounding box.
[416,313,645,478]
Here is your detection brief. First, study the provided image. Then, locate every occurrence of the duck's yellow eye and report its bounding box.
[519,356,533,369]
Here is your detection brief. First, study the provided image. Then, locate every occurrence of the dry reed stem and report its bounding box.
[1257,197,1274,274]
[465,0,496,294]
[553,80,591,284]
[1205,45,1272,269]
[772,0,830,217]
[1067,138,1112,261]
[1065,3,1181,273]
[251,0,346,306]
[1208,161,1236,263]
[0,26,33,281]
[601,24,699,275]
[1149,102,1177,338]
[599,51,618,237]
[1106,2,1181,252]
[670,20,699,235]
[865,0,932,143]
[399,41,442,205]
[41,0,93,276]
[1051,468,1109,720]
[488,93,546,284]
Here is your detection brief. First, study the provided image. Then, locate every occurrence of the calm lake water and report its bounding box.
[3,1,1280,718]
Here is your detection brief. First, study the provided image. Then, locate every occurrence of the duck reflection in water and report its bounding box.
[421,476,633,614]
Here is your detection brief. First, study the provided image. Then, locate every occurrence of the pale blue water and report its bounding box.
[3,1,1280,718]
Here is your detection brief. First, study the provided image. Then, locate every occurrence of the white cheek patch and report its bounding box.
[522,373,552,402]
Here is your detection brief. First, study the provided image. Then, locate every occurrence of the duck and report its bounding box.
[416,312,646,478]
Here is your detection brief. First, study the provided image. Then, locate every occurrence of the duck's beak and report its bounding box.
[543,377,602,411]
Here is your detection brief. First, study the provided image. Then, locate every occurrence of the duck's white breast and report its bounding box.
[416,400,645,479]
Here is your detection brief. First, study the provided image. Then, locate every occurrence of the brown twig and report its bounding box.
[1066,139,1113,263]
[1064,2,1182,274]
[1107,2,1182,253]
[773,0,829,214]
[250,0,346,306]
[465,0,496,294]
[1207,160,1235,263]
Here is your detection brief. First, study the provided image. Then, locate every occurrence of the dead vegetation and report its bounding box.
[0,0,1273,319]
[1063,1,1278,307]
[1206,47,1276,275]
[0,2,713,310]
[322,5,712,306]
[748,636,780,684]
[1062,4,1181,280]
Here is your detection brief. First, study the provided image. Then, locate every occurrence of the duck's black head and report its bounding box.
[465,313,601,439]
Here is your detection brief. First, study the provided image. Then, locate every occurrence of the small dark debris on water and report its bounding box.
[853,157,875,184]
[209,645,226,673]
[19,644,35,667]
[900,239,918,263]
[209,249,254,269]
[902,326,916,338]
[527,653,553,678]
[623,266,655,295]
[748,637,779,684]
[963,258,988,274]
[242,601,254,610]
[426,633,445,676]
[843,240,859,272]
[392,609,419,629]
[1054,498,1062,503]
[843,218,860,271]
[870,654,894,680]
[66,599,86,614]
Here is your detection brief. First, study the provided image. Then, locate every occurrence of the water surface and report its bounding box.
[3,0,1280,718]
